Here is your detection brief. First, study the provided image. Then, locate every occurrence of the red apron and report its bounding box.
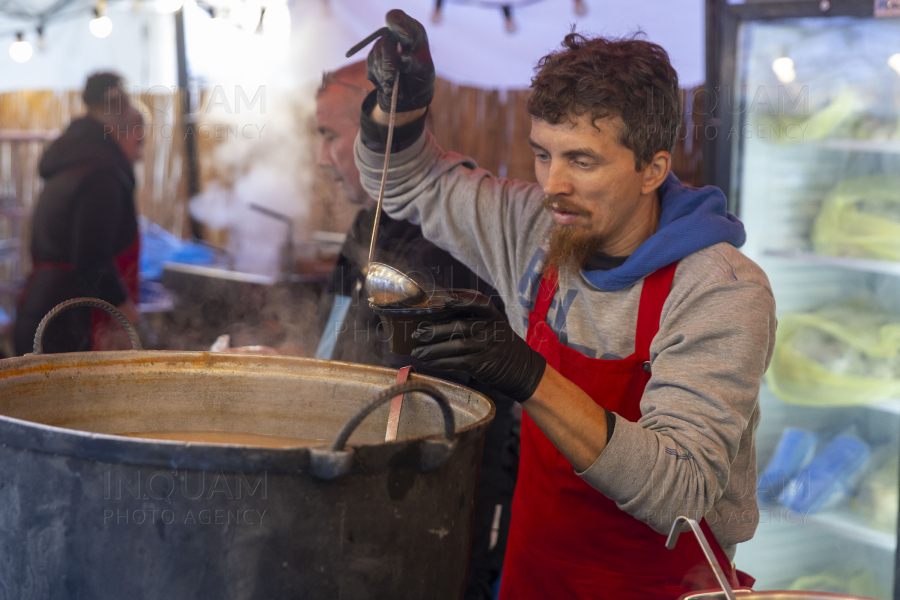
[92,235,140,350]
[499,262,753,599]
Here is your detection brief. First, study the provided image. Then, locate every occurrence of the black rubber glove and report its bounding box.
[366,9,435,113]
[411,292,547,402]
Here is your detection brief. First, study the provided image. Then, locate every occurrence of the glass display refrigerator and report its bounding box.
[705,1,900,597]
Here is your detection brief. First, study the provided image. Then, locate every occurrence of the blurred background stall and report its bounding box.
[0,0,706,355]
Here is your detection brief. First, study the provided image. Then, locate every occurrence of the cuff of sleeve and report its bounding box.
[360,91,428,153]
[576,417,654,502]
[605,408,616,444]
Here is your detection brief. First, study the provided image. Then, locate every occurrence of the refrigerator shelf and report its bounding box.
[763,250,900,278]
[814,139,900,156]
[869,399,900,415]
[804,508,896,552]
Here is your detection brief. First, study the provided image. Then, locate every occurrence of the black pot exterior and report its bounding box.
[0,352,495,600]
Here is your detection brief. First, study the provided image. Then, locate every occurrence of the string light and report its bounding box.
[89,3,113,38]
[2,0,296,51]
[432,0,443,24]
[260,1,291,39]
[772,56,796,83]
[889,53,900,77]
[502,6,515,33]
[431,0,559,31]
[156,0,184,12]
[9,31,33,63]
[254,6,265,33]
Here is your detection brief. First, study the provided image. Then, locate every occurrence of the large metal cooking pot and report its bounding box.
[668,517,880,600]
[0,348,494,599]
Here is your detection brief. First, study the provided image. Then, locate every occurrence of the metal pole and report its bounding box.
[175,7,203,239]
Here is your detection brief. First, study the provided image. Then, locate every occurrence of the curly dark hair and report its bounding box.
[528,33,680,170]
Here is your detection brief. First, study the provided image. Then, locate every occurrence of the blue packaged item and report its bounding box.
[757,428,819,504]
[138,216,216,281]
[782,433,871,514]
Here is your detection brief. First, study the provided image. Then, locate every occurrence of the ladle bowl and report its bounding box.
[365,262,428,307]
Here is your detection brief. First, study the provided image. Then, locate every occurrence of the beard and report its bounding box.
[543,195,604,274]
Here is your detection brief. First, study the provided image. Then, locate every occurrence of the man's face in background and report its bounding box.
[316,83,371,206]
[116,113,144,164]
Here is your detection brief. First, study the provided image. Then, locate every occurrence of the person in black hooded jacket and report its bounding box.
[14,72,144,355]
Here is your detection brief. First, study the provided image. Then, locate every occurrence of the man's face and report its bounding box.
[316,85,371,206]
[529,113,664,266]
[121,123,144,164]
[113,116,144,165]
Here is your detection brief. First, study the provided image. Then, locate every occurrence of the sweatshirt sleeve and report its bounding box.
[579,274,776,541]
[354,127,545,292]
[71,170,129,306]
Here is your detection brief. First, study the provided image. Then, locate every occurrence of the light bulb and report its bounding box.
[889,53,900,77]
[432,0,443,24]
[90,15,113,38]
[156,0,183,12]
[9,34,32,63]
[772,56,796,83]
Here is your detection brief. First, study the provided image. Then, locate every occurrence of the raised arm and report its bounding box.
[354,9,545,294]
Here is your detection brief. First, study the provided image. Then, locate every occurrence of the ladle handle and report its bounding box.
[367,72,401,267]
[665,516,737,600]
[33,297,143,355]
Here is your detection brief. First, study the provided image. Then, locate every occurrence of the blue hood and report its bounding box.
[582,172,746,291]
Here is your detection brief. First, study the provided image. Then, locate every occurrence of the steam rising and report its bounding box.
[190,92,315,276]
[169,3,374,354]
[188,1,360,276]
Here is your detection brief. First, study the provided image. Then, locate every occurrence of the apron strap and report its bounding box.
[532,267,559,322]
[634,261,678,359]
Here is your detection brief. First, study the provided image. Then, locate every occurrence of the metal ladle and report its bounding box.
[366,262,427,306]
[346,34,428,308]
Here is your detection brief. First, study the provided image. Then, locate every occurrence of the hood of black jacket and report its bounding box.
[39,116,135,184]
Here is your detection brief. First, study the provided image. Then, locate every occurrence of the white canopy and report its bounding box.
[0,0,704,92]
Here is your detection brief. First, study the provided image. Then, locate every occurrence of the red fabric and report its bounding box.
[91,235,140,351]
[114,234,141,303]
[499,263,750,600]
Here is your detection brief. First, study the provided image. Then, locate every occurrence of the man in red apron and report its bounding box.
[357,11,776,599]
[14,73,143,355]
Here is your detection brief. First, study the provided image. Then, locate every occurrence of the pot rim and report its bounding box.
[0,351,495,474]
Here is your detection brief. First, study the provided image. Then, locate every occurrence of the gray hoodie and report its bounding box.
[355,129,777,558]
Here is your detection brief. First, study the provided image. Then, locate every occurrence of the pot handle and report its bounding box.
[33,297,143,355]
[309,381,458,480]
